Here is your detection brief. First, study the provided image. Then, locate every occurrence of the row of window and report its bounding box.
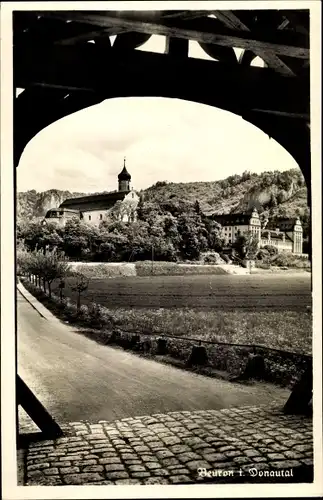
[87,214,103,221]
[49,211,64,217]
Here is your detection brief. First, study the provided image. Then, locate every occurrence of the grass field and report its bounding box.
[53,273,311,310]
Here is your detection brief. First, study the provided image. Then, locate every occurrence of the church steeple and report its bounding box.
[118,157,131,192]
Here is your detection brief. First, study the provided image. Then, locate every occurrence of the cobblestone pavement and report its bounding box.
[25,405,313,486]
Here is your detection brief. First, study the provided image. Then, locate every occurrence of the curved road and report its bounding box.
[18,293,289,429]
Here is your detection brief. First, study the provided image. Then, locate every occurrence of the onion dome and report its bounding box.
[118,157,131,181]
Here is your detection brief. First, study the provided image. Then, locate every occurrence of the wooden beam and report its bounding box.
[251,108,309,119]
[162,10,209,20]
[213,10,295,76]
[14,45,309,118]
[56,26,128,45]
[17,375,63,438]
[283,11,309,35]
[34,11,309,60]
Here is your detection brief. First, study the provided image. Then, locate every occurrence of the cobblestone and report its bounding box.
[43,467,59,475]
[25,405,313,485]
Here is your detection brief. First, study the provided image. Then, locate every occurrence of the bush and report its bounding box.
[219,253,232,264]
[69,263,136,279]
[135,261,228,276]
[256,248,270,261]
[256,262,271,270]
[271,252,311,269]
[87,302,115,329]
[263,245,279,256]
[201,252,225,265]
[272,253,293,267]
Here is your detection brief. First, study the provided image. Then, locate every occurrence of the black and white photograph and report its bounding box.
[1,1,322,498]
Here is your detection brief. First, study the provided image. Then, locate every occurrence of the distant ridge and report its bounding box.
[17,168,309,237]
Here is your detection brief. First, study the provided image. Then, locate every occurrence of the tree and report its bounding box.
[35,249,70,297]
[41,250,69,297]
[234,231,259,261]
[62,218,91,260]
[71,273,89,312]
[177,213,207,260]
[18,247,70,295]
[194,200,201,215]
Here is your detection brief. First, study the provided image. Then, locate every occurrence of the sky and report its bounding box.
[17,35,299,194]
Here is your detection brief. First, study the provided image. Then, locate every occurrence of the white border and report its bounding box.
[1,1,322,498]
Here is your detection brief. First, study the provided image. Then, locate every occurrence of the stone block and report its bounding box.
[270,460,302,469]
[141,455,158,462]
[146,462,162,470]
[128,465,147,472]
[120,453,138,459]
[244,449,261,458]
[293,444,312,453]
[202,453,227,462]
[161,457,180,467]
[224,450,242,458]
[284,450,304,460]
[51,461,72,467]
[144,477,169,485]
[60,455,83,461]
[133,445,150,453]
[60,466,80,474]
[267,453,286,460]
[155,449,175,459]
[104,464,125,472]
[233,456,250,465]
[169,475,192,484]
[115,479,141,484]
[27,463,50,471]
[151,468,170,476]
[218,446,235,452]
[83,465,104,473]
[148,442,167,450]
[185,460,211,471]
[72,459,97,467]
[99,457,121,465]
[63,473,103,484]
[169,445,192,454]
[43,468,59,475]
[105,471,129,480]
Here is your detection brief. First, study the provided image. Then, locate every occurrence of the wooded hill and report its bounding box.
[17,168,309,236]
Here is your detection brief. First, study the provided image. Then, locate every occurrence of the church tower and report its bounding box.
[118,157,131,192]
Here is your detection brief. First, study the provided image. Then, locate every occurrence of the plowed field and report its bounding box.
[53,273,311,311]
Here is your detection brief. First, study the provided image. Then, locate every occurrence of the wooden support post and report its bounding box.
[17,375,63,441]
[284,363,312,415]
[187,345,208,367]
[165,36,189,58]
[156,338,167,355]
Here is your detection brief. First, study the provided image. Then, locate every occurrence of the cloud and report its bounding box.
[17,97,299,193]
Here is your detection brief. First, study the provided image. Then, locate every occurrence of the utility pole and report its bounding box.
[152,244,154,275]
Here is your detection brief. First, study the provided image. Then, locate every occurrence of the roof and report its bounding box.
[60,191,129,211]
[118,166,131,181]
[45,208,79,217]
[46,208,79,214]
[210,213,252,226]
[268,217,300,231]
